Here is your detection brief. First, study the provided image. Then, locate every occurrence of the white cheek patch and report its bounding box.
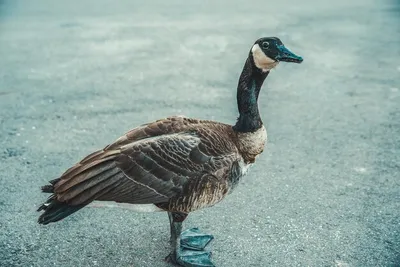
[251,44,278,72]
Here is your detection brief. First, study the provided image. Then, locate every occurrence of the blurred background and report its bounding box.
[0,0,399,266]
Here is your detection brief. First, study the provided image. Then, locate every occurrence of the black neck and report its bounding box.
[233,56,269,133]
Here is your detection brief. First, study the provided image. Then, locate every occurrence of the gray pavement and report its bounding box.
[0,0,399,266]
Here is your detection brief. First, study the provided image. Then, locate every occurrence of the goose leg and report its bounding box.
[166,212,214,267]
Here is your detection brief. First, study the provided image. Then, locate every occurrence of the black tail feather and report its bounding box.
[37,194,85,225]
[40,178,61,193]
[41,185,54,193]
[49,178,61,185]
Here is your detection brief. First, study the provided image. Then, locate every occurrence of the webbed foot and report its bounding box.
[165,228,215,267]
[180,228,214,250]
[178,228,214,266]
[177,249,214,267]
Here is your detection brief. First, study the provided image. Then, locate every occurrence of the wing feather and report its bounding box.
[52,132,229,206]
[38,117,239,223]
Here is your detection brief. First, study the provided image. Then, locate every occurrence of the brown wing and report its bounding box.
[46,117,238,206]
[37,116,239,224]
[53,133,210,205]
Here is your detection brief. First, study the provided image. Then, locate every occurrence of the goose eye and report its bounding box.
[261,42,269,49]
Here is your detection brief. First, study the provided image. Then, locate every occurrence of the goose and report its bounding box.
[37,37,303,267]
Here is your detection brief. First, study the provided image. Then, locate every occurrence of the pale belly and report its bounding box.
[89,201,163,212]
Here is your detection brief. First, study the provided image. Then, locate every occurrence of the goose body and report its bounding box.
[39,117,266,217]
[38,37,302,266]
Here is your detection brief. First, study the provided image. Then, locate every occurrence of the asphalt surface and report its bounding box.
[1,0,399,266]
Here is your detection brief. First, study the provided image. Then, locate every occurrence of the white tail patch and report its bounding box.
[251,44,278,72]
[88,202,163,212]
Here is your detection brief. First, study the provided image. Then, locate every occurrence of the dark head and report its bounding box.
[251,37,303,72]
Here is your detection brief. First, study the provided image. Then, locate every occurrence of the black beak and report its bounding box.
[275,45,303,63]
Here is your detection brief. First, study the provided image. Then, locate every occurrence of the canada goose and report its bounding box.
[37,37,303,267]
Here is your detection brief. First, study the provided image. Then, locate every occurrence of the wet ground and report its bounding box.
[0,0,399,266]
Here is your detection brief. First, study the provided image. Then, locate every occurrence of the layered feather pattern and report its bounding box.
[38,116,244,224]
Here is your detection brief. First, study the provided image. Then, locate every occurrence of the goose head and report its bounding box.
[251,37,303,72]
